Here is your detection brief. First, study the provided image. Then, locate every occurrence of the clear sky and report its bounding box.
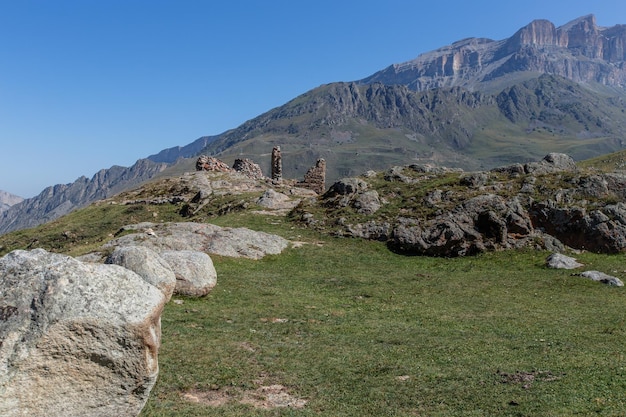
[1,0,625,197]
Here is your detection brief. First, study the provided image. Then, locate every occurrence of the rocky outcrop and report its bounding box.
[388,194,545,257]
[529,202,626,253]
[0,249,166,417]
[0,159,169,236]
[322,177,382,215]
[295,153,626,257]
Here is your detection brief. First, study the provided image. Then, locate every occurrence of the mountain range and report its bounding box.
[2,14,626,235]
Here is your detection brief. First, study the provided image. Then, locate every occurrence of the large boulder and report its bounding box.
[105,222,289,260]
[524,153,578,174]
[105,246,177,301]
[160,250,217,297]
[0,249,166,417]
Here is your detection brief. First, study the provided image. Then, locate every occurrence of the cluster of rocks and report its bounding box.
[296,153,626,258]
[0,219,291,416]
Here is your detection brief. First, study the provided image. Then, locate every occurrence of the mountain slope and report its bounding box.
[191,15,626,181]
[197,74,626,181]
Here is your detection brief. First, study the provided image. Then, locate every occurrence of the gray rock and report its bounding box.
[256,189,298,210]
[525,153,577,175]
[105,222,289,260]
[460,172,489,188]
[354,190,381,214]
[0,249,165,417]
[545,253,583,269]
[160,250,217,297]
[326,178,368,196]
[578,271,624,286]
[105,246,177,301]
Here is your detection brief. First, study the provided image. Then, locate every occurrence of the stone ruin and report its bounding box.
[271,146,282,181]
[298,159,326,195]
[232,158,265,180]
[195,148,326,194]
[195,155,231,173]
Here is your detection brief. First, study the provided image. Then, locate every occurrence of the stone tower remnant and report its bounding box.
[271,146,282,181]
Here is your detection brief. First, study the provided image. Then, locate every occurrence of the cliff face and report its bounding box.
[360,15,626,91]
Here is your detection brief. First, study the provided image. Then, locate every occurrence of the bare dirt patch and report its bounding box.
[496,370,563,389]
[181,384,307,410]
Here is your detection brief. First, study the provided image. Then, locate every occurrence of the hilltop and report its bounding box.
[2,150,626,260]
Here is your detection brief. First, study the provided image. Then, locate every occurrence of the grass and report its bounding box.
[139,217,626,416]
[3,165,626,415]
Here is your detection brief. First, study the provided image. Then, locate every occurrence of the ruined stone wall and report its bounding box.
[195,155,232,173]
[233,158,265,179]
[299,158,326,194]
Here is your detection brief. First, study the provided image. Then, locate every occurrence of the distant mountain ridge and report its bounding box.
[0,159,169,235]
[0,190,23,214]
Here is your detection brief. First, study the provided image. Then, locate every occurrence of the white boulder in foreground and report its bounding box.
[0,249,166,417]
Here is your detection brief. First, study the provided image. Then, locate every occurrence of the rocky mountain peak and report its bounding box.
[507,19,560,49]
[360,14,626,91]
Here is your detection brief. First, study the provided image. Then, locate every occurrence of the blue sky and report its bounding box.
[1,1,625,197]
